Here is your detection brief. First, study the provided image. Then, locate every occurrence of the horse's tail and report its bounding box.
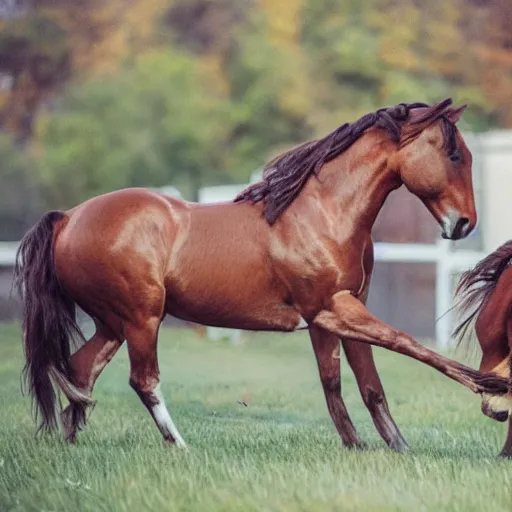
[13,211,92,433]
[453,240,512,349]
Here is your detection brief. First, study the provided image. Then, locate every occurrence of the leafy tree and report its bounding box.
[225,13,312,177]
[0,133,41,239]
[0,0,510,224]
[37,48,231,207]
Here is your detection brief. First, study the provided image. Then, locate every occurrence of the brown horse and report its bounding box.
[14,98,509,451]
[454,240,512,457]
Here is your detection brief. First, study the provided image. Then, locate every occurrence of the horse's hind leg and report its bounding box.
[125,317,186,448]
[61,327,122,442]
[342,340,409,452]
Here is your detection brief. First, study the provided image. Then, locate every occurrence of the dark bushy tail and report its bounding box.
[13,211,92,433]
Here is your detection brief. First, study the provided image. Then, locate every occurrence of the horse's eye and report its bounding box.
[449,150,460,163]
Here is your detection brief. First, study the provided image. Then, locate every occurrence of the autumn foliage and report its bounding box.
[0,0,510,236]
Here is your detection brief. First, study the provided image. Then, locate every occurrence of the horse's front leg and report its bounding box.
[313,291,510,396]
[342,340,409,452]
[499,418,512,458]
[309,325,365,449]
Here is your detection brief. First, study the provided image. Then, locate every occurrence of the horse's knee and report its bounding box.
[363,387,385,411]
[322,375,341,394]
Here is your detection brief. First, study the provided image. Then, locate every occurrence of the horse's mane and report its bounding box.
[235,99,459,224]
[453,240,512,353]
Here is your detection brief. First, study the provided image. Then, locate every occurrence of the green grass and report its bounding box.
[0,323,511,512]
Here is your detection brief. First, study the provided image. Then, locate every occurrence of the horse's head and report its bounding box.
[477,320,512,422]
[394,100,476,241]
[478,354,512,422]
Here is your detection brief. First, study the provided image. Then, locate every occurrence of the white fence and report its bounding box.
[374,240,485,347]
[0,242,18,266]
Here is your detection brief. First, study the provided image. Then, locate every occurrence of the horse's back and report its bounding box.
[65,187,186,218]
[57,188,184,256]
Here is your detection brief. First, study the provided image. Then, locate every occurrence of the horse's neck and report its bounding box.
[305,138,401,237]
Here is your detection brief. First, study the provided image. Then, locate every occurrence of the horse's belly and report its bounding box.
[164,286,304,332]
[163,211,306,331]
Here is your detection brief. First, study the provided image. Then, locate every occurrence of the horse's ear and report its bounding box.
[437,98,453,110]
[447,104,467,124]
[408,98,453,125]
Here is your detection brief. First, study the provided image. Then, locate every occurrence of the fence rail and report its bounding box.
[374,240,486,347]
[0,243,18,266]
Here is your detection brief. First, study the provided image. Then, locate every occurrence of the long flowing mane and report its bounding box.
[235,99,459,224]
[453,240,512,349]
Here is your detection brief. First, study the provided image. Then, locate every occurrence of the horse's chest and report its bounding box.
[273,236,373,307]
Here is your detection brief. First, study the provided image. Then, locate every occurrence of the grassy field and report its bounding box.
[0,323,511,512]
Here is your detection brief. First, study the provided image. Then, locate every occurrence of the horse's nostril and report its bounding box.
[453,217,470,239]
[459,216,470,229]
[494,410,510,422]
[482,401,510,422]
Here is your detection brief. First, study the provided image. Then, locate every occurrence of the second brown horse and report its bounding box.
[14,98,509,451]
[454,239,512,457]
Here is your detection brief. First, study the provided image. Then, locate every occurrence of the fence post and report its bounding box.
[435,239,452,349]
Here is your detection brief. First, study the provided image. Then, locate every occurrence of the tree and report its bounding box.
[224,12,313,178]
[37,48,231,207]
[0,6,70,139]
[0,133,41,239]
[0,0,173,138]
[1,0,511,222]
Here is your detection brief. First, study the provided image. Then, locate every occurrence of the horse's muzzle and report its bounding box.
[481,400,510,422]
[441,215,472,240]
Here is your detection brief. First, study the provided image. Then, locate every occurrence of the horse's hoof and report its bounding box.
[345,440,368,451]
[163,436,188,451]
[389,438,410,453]
[389,441,410,453]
